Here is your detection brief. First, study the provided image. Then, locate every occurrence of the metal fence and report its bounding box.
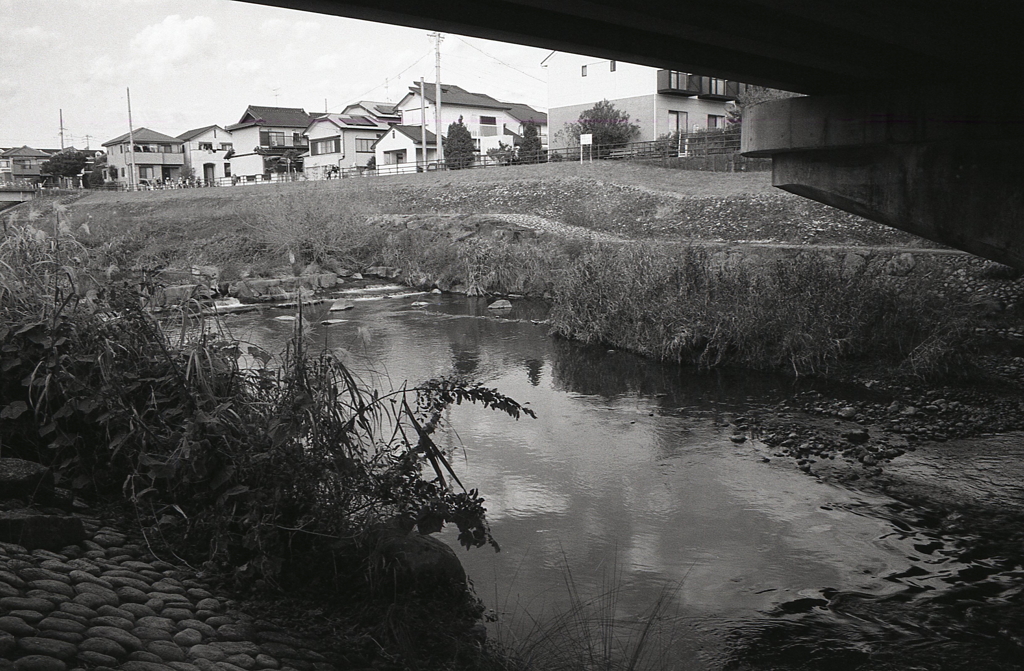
[82,128,765,192]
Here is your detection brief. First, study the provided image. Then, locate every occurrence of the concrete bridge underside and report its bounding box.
[240,0,1024,266]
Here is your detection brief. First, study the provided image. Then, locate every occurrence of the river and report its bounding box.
[217,288,1024,670]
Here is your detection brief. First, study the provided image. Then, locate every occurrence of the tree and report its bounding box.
[444,116,475,170]
[486,141,516,166]
[726,86,801,126]
[40,150,88,183]
[519,121,542,163]
[85,154,106,188]
[563,100,640,149]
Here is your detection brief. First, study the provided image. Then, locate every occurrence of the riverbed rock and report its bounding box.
[0,459,54,504]
[487,299,513,310]
[366,529,467,597]
[329,300,354,312]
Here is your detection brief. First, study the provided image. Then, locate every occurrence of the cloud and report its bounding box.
[0,78,19,99]
[260,17,321,39]
[130,14,216,67]
[12,26,60,43]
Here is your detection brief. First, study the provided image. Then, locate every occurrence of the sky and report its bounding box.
[0,0,553,149]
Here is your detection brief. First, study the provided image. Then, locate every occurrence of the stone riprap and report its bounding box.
[0,517,341,671]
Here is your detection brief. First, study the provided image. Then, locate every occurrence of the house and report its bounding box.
[545,53,749,144]
[371,125,439,174]
[177,125,233,185]
[225,105,316,181]
[302,114,389,179]
[340,101,402,126]
[0,146,59,184]
[394,82,543,158]
[101,128,185,187]
[503,103,548,147]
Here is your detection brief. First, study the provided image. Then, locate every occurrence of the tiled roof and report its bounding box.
[0,146,56,158]
[102,128,183,146]
[504,103,547,125]
[177,125,225,142]
[348,101,400,117]
[409,83,511,111]
[389,125,438,145]
[227,105,314,130]
[305,114,389,134]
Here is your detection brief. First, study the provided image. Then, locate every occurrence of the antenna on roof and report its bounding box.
[272,88,280,105]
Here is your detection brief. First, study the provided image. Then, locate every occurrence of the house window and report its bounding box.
[668,110,688,135]
[293,133,304,146]
[311,137,340,156]
[356,138,375,153]
[224,163,231,177]
[708,78,727,96]
[263,131,286,147]
[669,71,690,90]
[610,60,616,72]
[198,142,213,150]
[581,65,587,77]
[479,116,497,137]
[220,143,232,151]
[120,168,125,177]
[707,114,724,129]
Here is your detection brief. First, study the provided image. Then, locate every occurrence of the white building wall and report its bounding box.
[546,53,657,109]
[183,127,234,183]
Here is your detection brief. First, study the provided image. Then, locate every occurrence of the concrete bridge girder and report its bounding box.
[742,91,1024,268]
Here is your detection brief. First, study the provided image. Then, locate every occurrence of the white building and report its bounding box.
[225,106,315,182]
[372,125,439,174]
[101,128,184,187]
[303,114,389,179]
[544,53,748,144]
[394,83,546,158]
[177,125,233,185]
[340,101,402,126]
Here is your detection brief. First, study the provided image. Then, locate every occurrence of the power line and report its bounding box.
[332,48,434,112]
[455,37,546,83]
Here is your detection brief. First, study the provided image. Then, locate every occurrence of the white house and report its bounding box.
[177,125,233,185]
[225,105,316,182]
[544,52,749,144]
[302,114,389,179]
[101,128,184,187]
[372,125,438,174]
[394,82,543,157]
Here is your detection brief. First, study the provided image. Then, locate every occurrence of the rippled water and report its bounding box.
[219,291,1024,670]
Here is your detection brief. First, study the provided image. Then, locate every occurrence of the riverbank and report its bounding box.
[5,163,1024,668]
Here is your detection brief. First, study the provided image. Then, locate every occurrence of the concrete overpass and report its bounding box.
[240,0,1024,266]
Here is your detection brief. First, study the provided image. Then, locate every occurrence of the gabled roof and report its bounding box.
[504,103,547,125]
[226,105,314,131]
[177,125,226,142]
[102,128,183,147]
[405,83,511,111]
[343,101,401,119]
[382,125,438,146]
[304,114,390,135]
[0,146,55,158]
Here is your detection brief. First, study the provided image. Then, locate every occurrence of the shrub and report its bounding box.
[0,218,535,591]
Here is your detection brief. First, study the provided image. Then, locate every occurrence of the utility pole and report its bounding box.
[428,32,444,164]
[59,109,65,150]
[84,135,91,150]
[420,77,427,170]
[127,87,137,190]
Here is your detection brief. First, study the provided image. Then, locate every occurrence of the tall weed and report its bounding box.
[550,243,973,379]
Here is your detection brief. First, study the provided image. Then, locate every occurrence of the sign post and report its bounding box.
[580,133,592,164]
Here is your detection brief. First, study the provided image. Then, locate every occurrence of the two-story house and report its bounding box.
[302,114,389,179]
[101,129,185,187]
[0,146,59,185]
[394,83,543,160]
[225,106,316,181]
[545,53,749,144]
[177,125,234,185]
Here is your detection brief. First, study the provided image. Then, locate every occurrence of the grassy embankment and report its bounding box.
[4,162,977,382]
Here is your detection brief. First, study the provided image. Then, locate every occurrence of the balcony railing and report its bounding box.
[657,70,701,96]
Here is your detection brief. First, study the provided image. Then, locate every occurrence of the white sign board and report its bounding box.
[580,133,593,145]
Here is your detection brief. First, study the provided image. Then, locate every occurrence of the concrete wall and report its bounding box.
[546,53,656,109]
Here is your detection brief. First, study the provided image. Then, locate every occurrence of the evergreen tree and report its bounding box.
[563,100,640,149]
[519,121,542,163]
[40,150,88,181]
[445,116,475,170]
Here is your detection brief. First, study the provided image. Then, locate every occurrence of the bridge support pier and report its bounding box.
[743,90,1024,268]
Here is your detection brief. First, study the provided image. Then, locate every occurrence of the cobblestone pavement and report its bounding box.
[0,516,342,671]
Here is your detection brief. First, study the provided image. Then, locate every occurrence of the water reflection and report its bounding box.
[224,293,1024,670]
